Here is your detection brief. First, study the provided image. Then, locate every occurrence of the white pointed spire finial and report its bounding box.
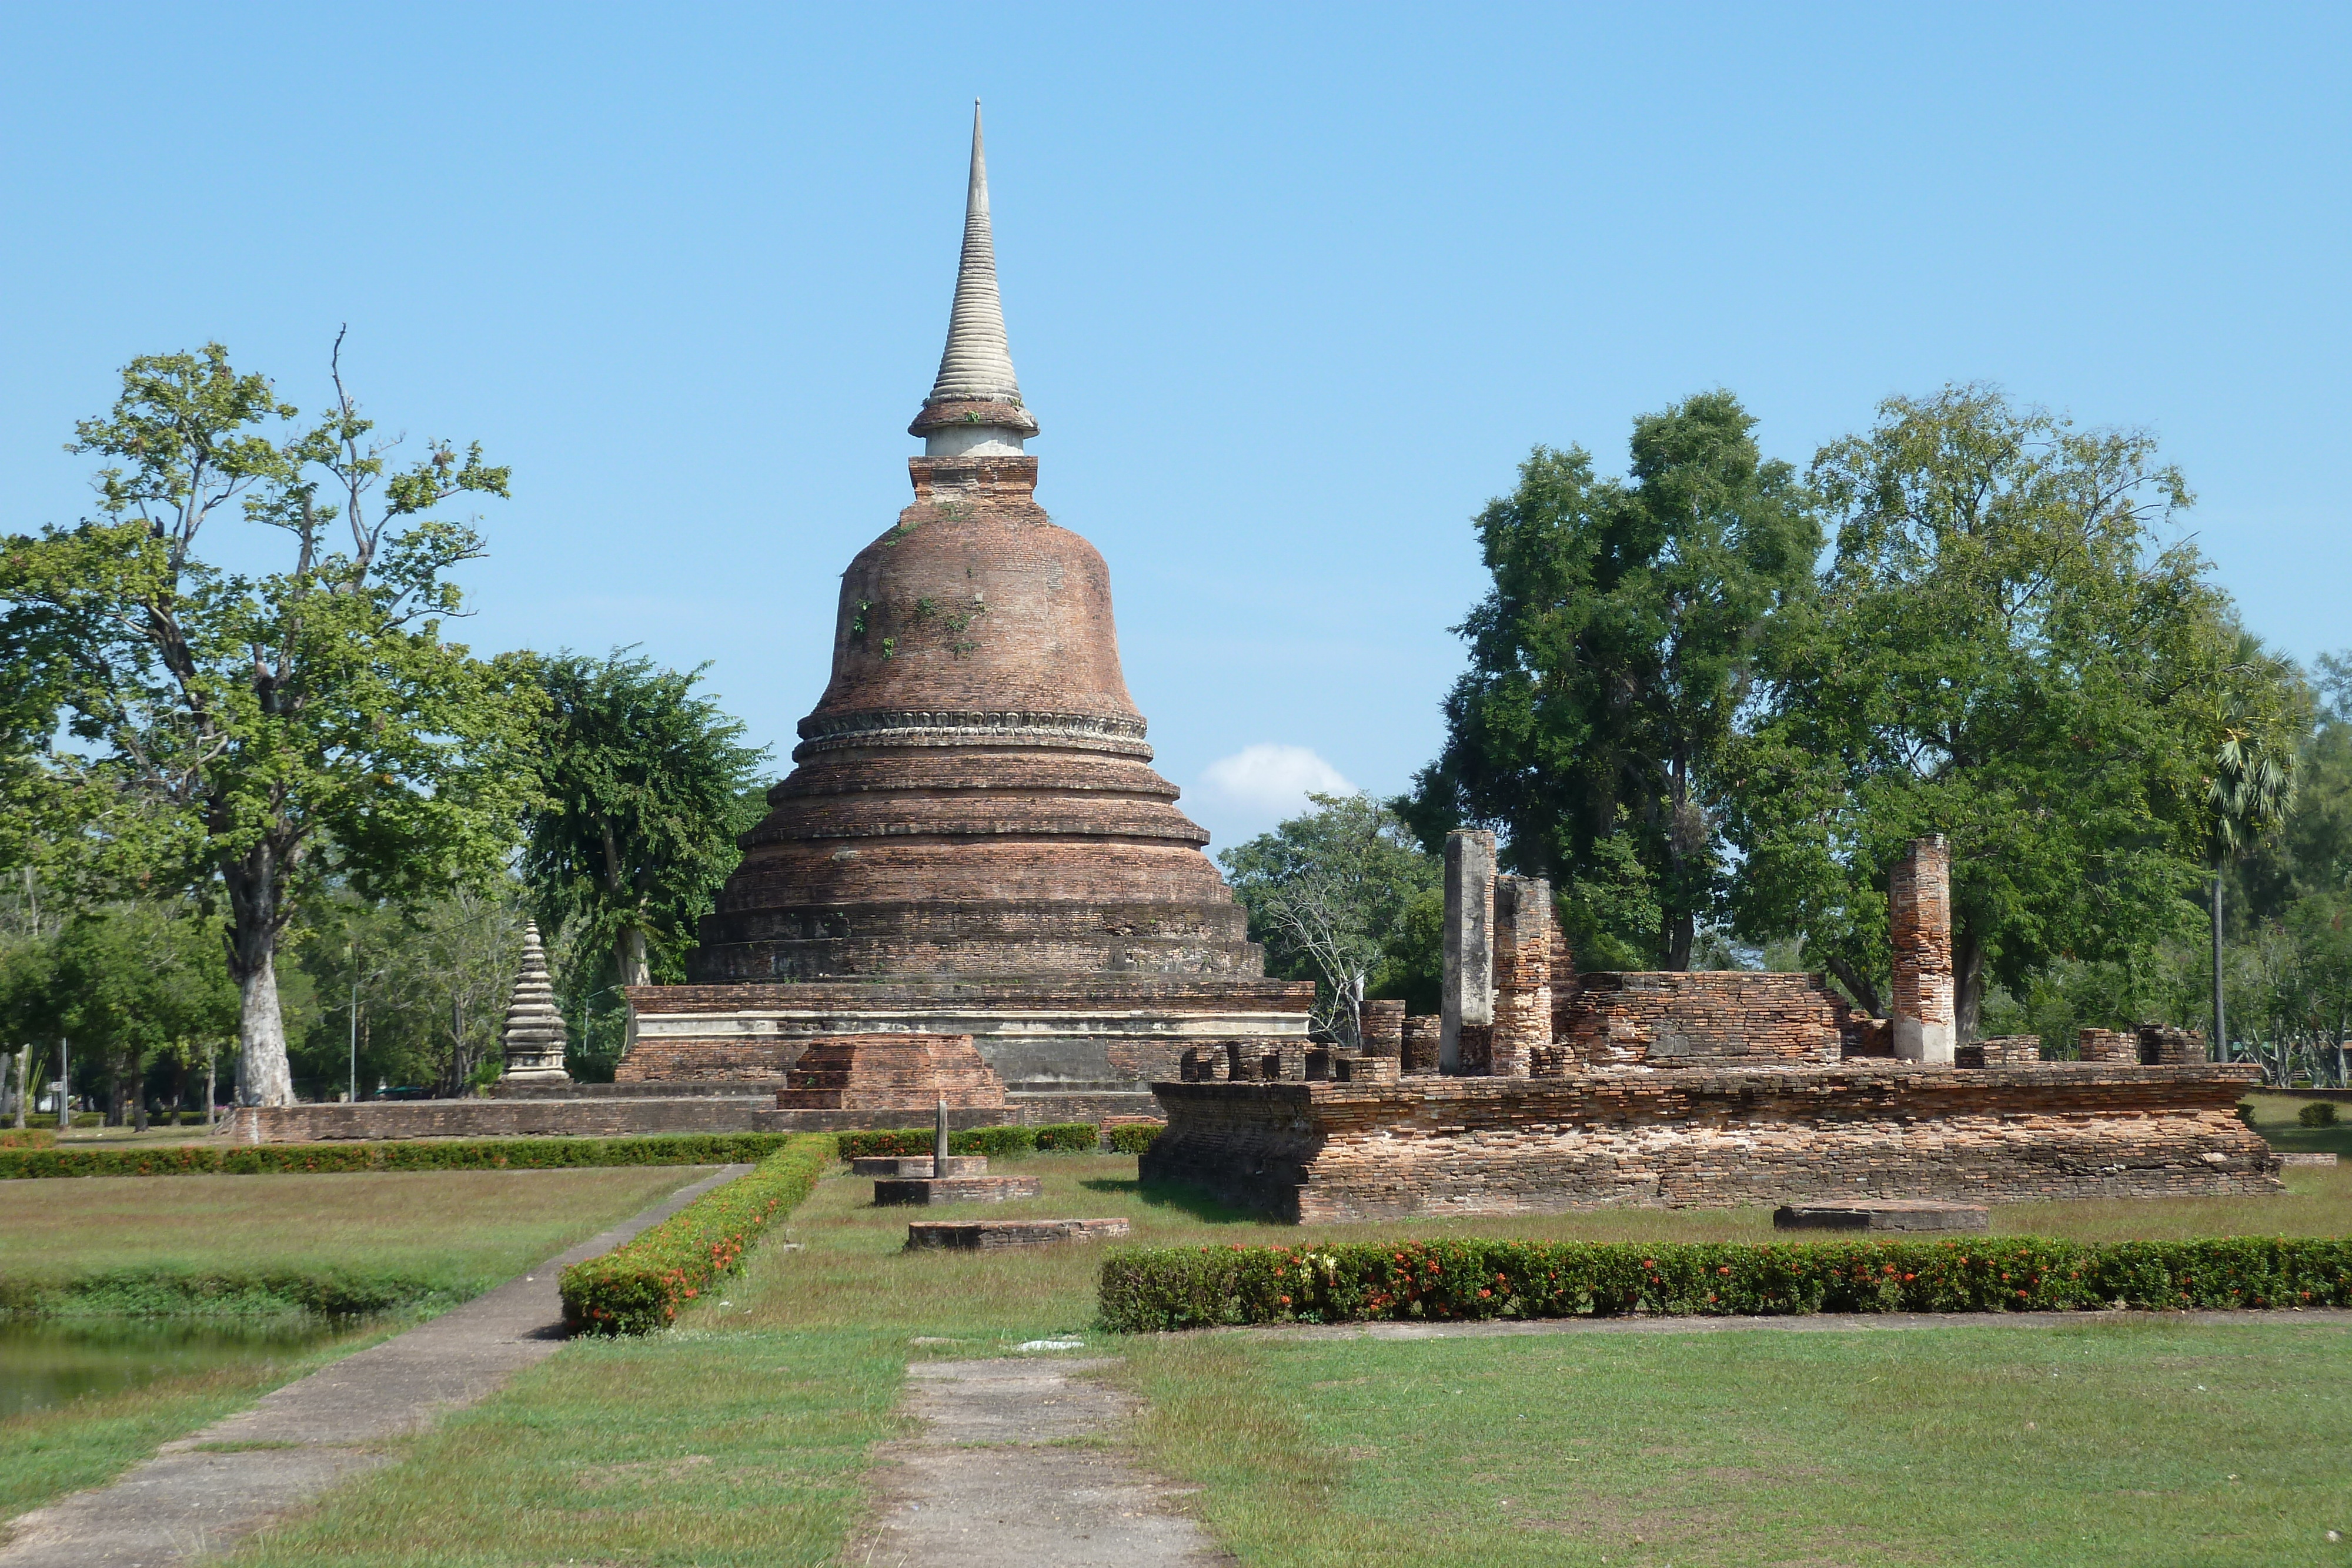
[912,101,1039,455]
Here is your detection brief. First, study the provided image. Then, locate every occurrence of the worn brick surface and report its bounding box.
[1552,971,1872,1068]
[1490,875,1551,1077]
[1140,1064,2278,1222]
[1402,1015,1441,1075]
[689,455,1263,989]
[1890,837,1956,1053]
[773,1034,1007,1111]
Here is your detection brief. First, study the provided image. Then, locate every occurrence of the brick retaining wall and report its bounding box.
[1140,1063,2277,1222]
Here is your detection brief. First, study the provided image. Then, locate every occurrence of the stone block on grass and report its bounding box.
[850,1155,990,1178]
[873,1175,1043,1205]
[1773,1199,1989,1233]
[904,1217,1130,1249]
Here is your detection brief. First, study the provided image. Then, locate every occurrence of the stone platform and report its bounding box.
[853,1155,990,1178]
[1773,1200,1988,1232]
[622,975,1312,1097]
[221,1091,1142,1145]
[905,1218,1130,1249]
[1140,1062,2279,1223]
[874,1175,1042,1205]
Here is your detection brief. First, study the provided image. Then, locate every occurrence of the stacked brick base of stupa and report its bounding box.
[773,1032,1007,1111]
[1140,1062,2277,1223]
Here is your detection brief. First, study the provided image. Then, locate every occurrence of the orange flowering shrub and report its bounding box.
[560,1135,831,1335]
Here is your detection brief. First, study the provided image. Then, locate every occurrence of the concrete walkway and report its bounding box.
[0,1163,751,1568]
[848,1357,1226,1567]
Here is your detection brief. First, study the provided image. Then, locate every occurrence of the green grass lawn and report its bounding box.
[2244,1089,2352,1158]
[212,1154,2352,1567]
[0,1166,711,1290]
[1115,1318,2352,1567]
[0,1166,715,1529]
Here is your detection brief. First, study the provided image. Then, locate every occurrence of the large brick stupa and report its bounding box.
[622,108,1311,1105]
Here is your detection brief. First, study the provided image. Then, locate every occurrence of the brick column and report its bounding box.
[1489,876,1552,1078]
[1441,830,1496,1074]
[1889,835,1955,1065]
[1401,1015,1441,1075]
[1359,999,1405,1060]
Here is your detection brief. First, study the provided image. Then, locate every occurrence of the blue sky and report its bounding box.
[2,5,2343,851]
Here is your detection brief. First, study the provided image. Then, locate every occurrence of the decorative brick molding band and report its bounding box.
[791,708,1154,763]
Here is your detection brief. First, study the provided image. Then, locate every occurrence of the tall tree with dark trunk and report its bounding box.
[517,650,769,993]
[0,342,534,1105]
[1404,390,1819,968]
[1723,385,2275,1037]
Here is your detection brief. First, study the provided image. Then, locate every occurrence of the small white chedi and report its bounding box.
[498,922,573,1082]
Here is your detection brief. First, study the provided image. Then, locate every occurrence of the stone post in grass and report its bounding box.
[934,1094,951,1167]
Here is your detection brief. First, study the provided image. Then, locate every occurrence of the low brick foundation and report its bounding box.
[218,1091,1132,1144]
[1140,1063,2277,1222]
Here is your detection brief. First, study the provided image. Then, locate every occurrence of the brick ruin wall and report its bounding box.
[1890,835,1956,1060]
[1490,875,1552,1077]
[1141,1064,2278,1222]
[1549,971,1875,1069]
[616,1036,797,1083]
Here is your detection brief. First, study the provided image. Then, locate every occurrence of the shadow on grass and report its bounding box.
[1080,1176,1261,1225]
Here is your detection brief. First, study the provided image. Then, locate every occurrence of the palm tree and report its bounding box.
[2204,638,2301,1062]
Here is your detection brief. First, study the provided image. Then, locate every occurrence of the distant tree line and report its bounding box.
[1231,386,2340,1076]
[0,343,768,1121]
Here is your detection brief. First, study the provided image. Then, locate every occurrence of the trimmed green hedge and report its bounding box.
[0,1131,794,1181]
[0,1128,56,1150]
[561,1134,832,1335]
[1105,1124,1162,1155]
[834,1125,1039,1160]
[831,1122,1155,1158]
[1098,1236,2352,1333]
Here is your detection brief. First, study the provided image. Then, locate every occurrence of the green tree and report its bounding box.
[517,650,769,994]
[1405,391,1820,968]
[2198,633,2303,1059]
[44,903,238,1127]
[0,342,535,1105]
[1723,385,2263,1035]
[1219,793,1439,1042]
[296,884,524,1098]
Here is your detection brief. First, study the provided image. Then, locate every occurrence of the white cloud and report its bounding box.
[1194,744,1357,820]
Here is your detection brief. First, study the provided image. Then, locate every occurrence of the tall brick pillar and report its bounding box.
[1489,876,1552,1077]
[1889,835,1956,1065]
[1441,830,1496,1074]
